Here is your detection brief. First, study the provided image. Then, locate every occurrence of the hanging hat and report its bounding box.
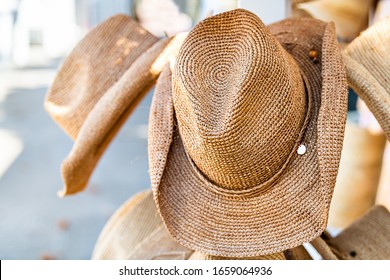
[295,0,375,42]
[44,14,186,195]
[148,9,347,257]
[342,16,390,140]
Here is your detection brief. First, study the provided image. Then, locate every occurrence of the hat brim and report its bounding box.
[149,15,347,257]
[342,16,390,141]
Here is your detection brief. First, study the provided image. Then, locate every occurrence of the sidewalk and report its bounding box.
[0,63,152,259]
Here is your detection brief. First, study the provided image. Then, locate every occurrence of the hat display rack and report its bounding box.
[45,0,390,260]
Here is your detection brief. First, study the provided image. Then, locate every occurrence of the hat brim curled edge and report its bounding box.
[149,11,347,257]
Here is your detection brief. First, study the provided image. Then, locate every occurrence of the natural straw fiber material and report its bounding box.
[45,13,188,195]
[149,9,347,257]
[327,205,390,260]
[92,190,193,260]
[328,121,387,229]
[342,16,390,140]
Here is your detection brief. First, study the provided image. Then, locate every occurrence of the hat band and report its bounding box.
[182,72,313,198]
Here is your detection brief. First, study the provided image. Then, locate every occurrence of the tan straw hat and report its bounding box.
[45,14,186,195]
[148,9,348,257]
[295,0,375,42]
[342,16,390,140]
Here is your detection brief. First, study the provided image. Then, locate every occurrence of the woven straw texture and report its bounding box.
[92,190,194,260]
[343,16,390,140]
[328,121,387,229]
[295,0,374,42]
[327,205,390,260]
[45,13,187,195]
[149,9,347,257]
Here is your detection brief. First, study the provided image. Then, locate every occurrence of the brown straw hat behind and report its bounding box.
[149,9,347,257]
[45,14,186,195]
[342,16,390,140]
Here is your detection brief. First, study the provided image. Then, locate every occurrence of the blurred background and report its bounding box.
[0,0,389,259]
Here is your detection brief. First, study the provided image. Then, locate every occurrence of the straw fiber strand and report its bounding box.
[151,10,347,257]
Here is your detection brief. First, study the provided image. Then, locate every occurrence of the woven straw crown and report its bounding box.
[149,9,348,257]
[173,12,307,190]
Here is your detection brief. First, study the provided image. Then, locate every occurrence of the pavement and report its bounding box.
[0,61,153,259]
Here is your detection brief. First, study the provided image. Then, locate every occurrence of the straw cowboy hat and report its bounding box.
[148,9,348,257]
[342,16,390,141]
[294,0,375,42]
[44,14,186,195]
